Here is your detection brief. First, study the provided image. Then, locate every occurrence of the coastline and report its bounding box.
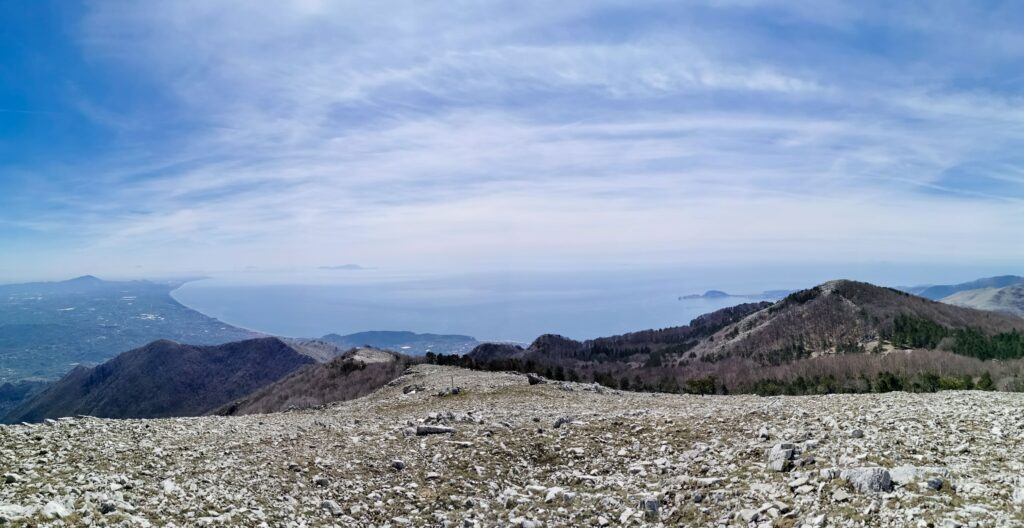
[169,279,277,338]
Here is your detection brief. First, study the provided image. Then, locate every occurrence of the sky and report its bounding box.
[1,1,1023,284]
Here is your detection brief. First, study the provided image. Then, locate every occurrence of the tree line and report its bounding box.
[889,316,1024,360]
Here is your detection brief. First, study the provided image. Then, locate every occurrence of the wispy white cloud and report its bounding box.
[4,0,1024,280]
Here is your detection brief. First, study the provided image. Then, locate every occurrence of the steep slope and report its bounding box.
[321,330,478,355]
[691,280,1024,363]
[904,275,1024,300]
[943,284,1024,317]
[215,348,415,416]
[280,338,350,362]
[3,337,314,423]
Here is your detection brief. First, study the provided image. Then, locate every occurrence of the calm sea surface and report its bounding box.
[171,271,784,343]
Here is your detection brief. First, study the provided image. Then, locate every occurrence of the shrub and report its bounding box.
[977,371,995,391]
[684,375,716,396]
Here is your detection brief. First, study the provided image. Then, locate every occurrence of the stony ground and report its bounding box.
[2,365,1024,527]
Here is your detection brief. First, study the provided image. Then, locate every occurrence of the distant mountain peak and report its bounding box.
[692,279,1024,363]
[67,275,103,283]
[466,279,1024,376]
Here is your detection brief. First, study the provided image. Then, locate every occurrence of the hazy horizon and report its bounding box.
[5,265,1021,343]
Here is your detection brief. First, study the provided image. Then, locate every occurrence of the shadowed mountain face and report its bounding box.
[215,348,416,416]
[943,284,1024,317]
[0,276,258,383]
[2,337,315,423]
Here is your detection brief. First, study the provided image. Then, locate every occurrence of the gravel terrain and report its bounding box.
[2,364,1024,527]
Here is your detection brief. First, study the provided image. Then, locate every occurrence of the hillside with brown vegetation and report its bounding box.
[215,348,418,416]
[691,280,1024,363]
[465,301,769,367]
[453,280,1024,396]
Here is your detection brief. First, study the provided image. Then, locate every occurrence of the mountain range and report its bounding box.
[900,275,1024,300]
[943,283,1024,317]
[0,276,482,414]
[2,337,416,423]
[457,279,1024,394]
[6,274,1024,422]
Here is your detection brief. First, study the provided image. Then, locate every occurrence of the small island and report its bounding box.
[680,290,731,300]
[680,289,793,301]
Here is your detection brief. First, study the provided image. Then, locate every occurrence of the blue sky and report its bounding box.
[1,1,1023,282]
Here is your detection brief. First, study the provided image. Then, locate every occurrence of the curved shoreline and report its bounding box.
[169,280,280,338]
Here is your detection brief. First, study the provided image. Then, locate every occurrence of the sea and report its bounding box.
[171,264,1006,343]
[170,269,787,343]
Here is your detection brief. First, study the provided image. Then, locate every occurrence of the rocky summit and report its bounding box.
[2,365,1024,527]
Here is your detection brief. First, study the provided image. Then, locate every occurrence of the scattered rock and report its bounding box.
[639,495,659,519]
[416,425,455,435]
[0,504,35,524]
[553,416,574,428]
[739,508,760,522]
[767,443,796,472]
[160,479,179,494]
[840,468,893,494]
[889,465,948,487]
[0,364,1019,527]
[322,500,344,516]
[41,501,69,519]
